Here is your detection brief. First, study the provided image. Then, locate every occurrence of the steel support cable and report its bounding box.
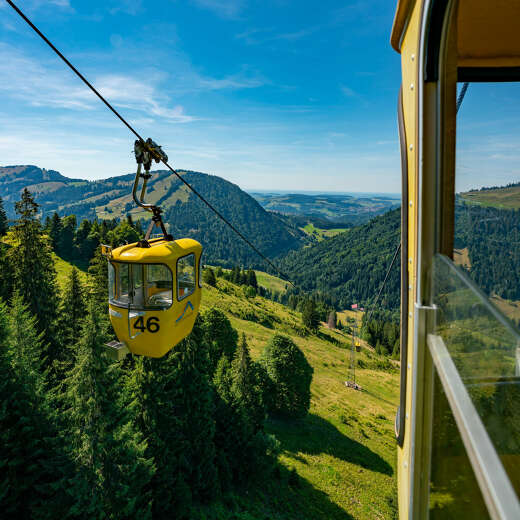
[366,241,401,323]
[457,82,469,114]
[5,0,296,287]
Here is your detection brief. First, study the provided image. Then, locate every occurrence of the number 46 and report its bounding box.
[134,316,160,333]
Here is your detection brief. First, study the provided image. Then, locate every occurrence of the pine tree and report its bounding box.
[54,267,87,380]
[48,212,62,252]
[126,354,193,519]
[261,334,313,419]
[0,196,8,236]
[302,299,320,332]
[62,302,153,519]
[201,308,238,373]
[9,188,59,363]
[203,266,217,287]
[0,295,72,519]
[231,333,265,431]
[88,245,108,308]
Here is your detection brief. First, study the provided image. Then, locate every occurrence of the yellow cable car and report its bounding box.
[103,139,203,358]
[392,1,520,518]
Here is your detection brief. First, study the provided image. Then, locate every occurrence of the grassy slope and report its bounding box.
[302,222,349,241]
[201,279,398,519]
[54,261,398,519]
[460,186,520,209]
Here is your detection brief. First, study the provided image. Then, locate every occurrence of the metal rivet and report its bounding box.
[409,258,412,264]
[408,285,412,290]
[409,200,413,207]
[404,461,408,468]
[411,54,415,61]
[406,413,409,419]
[409,144,413,151]
[409,312,412,317]
[408,363,411,369]
[410,83,414,90]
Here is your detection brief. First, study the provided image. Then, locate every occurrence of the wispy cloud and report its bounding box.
[108,0,143,16]
[236,26,319,45]
[191,0,245,19]
[340,85,357,98]
[0,44,197,123]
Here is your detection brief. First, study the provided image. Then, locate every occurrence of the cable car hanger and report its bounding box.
[132,138,172,247]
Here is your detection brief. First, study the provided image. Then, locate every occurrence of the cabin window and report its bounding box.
[198,254,203,288]
[109,262,172,309]
[177,254,196,301]
[145,264,173,308]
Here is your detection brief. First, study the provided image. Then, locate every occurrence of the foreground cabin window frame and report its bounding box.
[109,261,174,310]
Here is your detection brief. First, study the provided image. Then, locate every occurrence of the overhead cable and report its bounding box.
[5,0,296,287]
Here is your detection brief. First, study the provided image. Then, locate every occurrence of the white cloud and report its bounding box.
[0,44,197,123]
[191,0,245,19]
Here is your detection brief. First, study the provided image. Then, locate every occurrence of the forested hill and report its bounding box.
[0,165,305,267]
[279,200,520,312]
[279,209,401,310]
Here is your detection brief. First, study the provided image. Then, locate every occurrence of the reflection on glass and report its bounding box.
[145,264,172,308]
[108,262,115,301]
[177,254,195,300]
[431,254,520,498]
[430,372,490,519]
[132,265,144,307]
[118,263,130,305]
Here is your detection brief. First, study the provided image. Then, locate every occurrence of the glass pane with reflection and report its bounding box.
[431,254,520,500]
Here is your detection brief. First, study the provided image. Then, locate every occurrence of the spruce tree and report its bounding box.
[9,188,59,363]
[0,295,72,519]
[126,353,193,519]
[261,334,313,419]
[88,245,108,308]
[62,302,154,519]
[302,299,320,332]
[203,266,217,287]
[231,333,265,431]
[54,267,87,380]
[173,320,218,502]
[201,308,238,373]
[0,196,7,236]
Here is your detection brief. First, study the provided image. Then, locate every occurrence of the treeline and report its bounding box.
[0,190,313,518]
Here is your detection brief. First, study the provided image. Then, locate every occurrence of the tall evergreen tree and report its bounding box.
[200,308,238,373]
[62,302,153,519]
[54,267,87,380]
[302,299,320,332]
[88,245,108,308]
[0,295,72,519]
[0,196,7,236]
[231,333,265,431]
[126,354,193,519]
[9,188,59,362]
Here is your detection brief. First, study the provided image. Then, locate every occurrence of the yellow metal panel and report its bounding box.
[397,0,421,518]
[458,0,520,67]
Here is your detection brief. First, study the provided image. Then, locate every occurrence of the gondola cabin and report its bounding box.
[105,238,203,358]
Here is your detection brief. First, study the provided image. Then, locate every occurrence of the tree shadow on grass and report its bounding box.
[196,464,355,520]
[267,413,393,476]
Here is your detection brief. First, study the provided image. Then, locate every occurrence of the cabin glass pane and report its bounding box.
[108,261,115,301]
[198,254,203,288]
[117,263,131,306]
[431,255,520,499]
[177,253,195,300]
[145,264,173,309]
[429,370,491,519]
[132,265,144,308]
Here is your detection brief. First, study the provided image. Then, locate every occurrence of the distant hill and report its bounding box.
[460,182,520,209]
[280,209,401,310]
[251,192,400,224]
[0,165,306,267]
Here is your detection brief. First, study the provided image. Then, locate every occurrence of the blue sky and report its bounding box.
[0,1,518,193]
